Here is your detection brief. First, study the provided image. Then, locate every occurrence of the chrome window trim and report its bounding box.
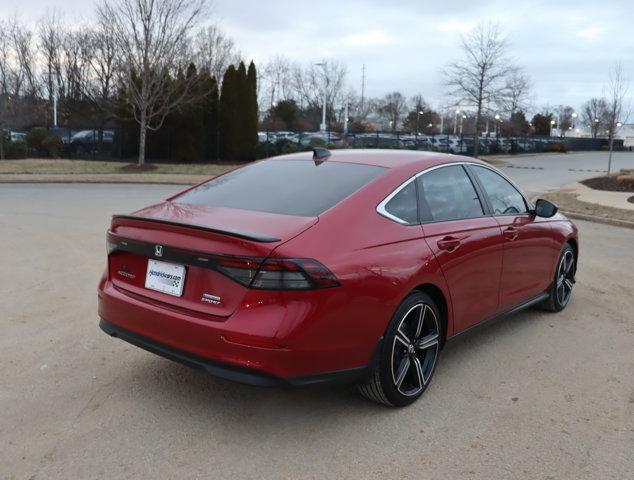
[376,176,418,225]
[376,161,532,225]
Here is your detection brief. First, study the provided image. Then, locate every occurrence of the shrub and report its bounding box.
[543,142,569,153]
[26,128,63,157]
[616,174,634,190]
[3,140,28,159]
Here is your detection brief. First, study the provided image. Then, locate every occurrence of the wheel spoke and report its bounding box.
[413,357,425,388]
[394,356,411,388]
[413,304,426,339]
[416,332,439,351]
[395,327,411,347]
[564,278,573,292]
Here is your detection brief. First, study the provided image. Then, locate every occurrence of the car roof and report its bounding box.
[268,148,490,171]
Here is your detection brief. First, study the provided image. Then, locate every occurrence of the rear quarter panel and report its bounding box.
[271,168,454,356]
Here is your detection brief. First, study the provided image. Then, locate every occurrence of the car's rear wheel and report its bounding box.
[358,292,442,407]
[540,244,576,312]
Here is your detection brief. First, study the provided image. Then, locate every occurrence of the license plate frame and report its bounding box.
[145,259,186,297]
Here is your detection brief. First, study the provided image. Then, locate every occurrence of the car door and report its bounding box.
[417,165,504,334]
[467,164,557,311]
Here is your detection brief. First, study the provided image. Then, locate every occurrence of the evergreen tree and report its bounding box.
[220,65,239,161]
[245,61,259,161]
[200,69,219,161]
[235,62,248,161]
[170,63,204,162]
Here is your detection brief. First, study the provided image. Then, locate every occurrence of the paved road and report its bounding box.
[499,151,634,196]
[1,183,633,480]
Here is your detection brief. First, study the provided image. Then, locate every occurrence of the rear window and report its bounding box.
[176,160,386,217]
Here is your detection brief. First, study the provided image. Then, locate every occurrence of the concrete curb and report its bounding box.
[558,210,634,230]
[531,192,634,229]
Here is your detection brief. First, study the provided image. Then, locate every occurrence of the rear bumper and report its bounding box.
[97,276,381,385]
[99,318,367,387]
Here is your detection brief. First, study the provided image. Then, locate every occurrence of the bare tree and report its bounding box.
[377,91,407,131]
[292,60,347,114]
[604,62,630,175]
[498,67,532,115]
[261,55,294,110]
[12,21,39,98]
[580,98,608,138]
[98,0,209,165]
[443,22,514,157]
[61,29,94,102]
[555,105,576,137]
[82,20,118,115]
[195,24,241,81]
[38,10,65,117]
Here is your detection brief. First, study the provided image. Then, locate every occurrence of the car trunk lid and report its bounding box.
[107,201,317,318]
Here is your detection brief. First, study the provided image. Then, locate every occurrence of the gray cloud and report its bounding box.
[6,0,633,113]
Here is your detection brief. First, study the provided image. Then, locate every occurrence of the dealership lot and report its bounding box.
[1,179,633,479]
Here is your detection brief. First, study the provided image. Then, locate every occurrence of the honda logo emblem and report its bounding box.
[154,245,163,257]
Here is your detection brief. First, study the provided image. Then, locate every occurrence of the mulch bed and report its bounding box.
[581,175,634,193]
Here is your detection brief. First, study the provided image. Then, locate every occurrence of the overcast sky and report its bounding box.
[6,0,633,113]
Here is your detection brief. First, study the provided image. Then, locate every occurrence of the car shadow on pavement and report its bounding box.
[108,305,548,428]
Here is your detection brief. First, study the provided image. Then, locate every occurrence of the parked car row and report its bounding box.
[258,131,575,155]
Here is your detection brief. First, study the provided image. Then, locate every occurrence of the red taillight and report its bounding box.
[106,232,338,290]
[215,256,339,290]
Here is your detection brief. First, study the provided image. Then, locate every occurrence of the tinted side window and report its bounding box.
[383,180,418,224]
[417,165,484,222]
[471,166,528,215]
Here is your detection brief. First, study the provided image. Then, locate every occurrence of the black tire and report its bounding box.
[540,244,576,312]
[358,291,442,407]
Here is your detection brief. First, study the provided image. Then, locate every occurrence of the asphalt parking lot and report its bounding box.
[1,182,633,480]
[499,150,634,196]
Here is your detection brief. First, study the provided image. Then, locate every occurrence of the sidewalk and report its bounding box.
[557,182,634,211]
[539,182,634,229]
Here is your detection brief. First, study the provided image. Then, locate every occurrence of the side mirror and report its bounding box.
[533,198,558,218]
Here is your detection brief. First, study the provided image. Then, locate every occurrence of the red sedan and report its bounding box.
[99,149,578,407]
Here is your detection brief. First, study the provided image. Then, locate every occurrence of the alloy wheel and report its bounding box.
[556,250,575,306]
[391,303,440,396]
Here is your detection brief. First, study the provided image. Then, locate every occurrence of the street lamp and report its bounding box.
[315,62,327,132]
[550,119,556,137]
[416,110,424,137]
[454,109,460,135]
[494,114,501,137]
[459,114,466,135]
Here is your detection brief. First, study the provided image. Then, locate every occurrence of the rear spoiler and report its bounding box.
[111,215,281,243]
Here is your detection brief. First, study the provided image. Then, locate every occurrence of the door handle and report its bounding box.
[503,227,519,240]
[437,236,462,252]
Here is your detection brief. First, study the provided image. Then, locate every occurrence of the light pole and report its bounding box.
[416,110,423,137]
[52,76,59,128]
[550,119,556,137]
[494,114,501,137]
[459,114,466,135]
[315,62,327,132]
[454,109,460,135]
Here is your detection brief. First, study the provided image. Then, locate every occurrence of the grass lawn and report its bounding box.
[0,159,238,176]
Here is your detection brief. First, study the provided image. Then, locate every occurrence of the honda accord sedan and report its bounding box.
[99,149,578,407]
